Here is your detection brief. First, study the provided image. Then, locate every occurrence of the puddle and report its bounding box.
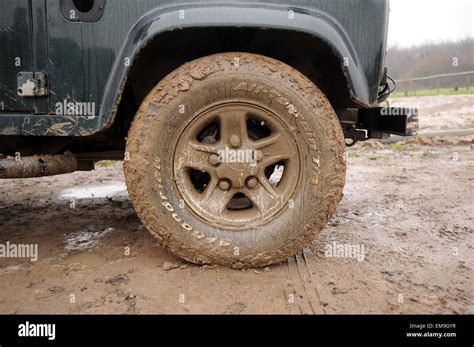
[64,227,114,251]
[59,183,127,199]
[60,252,108,267]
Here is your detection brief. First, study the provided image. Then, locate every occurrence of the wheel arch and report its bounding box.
[98,4,372,135]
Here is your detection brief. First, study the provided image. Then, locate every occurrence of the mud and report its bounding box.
[390,94,474,132]
[0,151,77,179]
[0,140,472,313]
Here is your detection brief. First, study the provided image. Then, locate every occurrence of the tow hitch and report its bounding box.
[341,107,419,145]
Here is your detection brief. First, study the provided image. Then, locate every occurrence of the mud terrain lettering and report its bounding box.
[153,158,192,231]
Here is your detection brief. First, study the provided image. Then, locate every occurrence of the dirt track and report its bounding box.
[1,138,472,314]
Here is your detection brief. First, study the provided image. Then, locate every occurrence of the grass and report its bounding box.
[460,121,474,129]
[407,145,420,152]
[391,87,474,98]
[347,149,361,158]
[389,143,421,153]
[390,143,406,152]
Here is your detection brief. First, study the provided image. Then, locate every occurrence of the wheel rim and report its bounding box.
[173,101,301,229]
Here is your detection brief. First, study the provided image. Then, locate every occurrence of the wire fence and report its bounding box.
[394,71,474,96]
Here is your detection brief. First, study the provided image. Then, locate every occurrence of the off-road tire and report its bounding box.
[124,52,346,268]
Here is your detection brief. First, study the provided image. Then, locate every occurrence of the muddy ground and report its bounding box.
[0,95,473,314]
[390,94,474,132]
[0,141,472,314]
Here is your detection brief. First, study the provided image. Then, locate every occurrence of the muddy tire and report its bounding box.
[124,52,346,268]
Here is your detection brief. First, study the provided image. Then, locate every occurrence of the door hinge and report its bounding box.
[17,72,48,97]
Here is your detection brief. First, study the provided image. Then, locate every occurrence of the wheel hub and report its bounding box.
[215,161,259,189]
[173,102,300,229]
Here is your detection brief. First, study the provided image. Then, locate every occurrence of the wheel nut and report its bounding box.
[256,151,264,162]
[229,135,241,148]
[246,176,258,189]
[209,154,220,166]
[219,179,231,191]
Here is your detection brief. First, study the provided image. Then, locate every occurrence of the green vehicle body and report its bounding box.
[0,0,394,161]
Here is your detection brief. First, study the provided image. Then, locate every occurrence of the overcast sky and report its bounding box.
[388,0,473,48]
